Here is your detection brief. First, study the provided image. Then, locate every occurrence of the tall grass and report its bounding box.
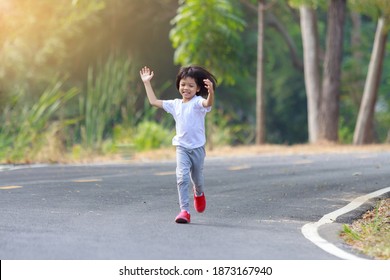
[79,55,136,151]
[0,54,260,163]
[0,80,78,162]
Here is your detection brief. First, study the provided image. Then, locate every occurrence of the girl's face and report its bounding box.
[179,77,200,102]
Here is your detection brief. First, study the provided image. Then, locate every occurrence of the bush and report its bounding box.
[133,121,174,151]
[0,80,78,163]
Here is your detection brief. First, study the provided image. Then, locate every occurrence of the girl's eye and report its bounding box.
[180,83,195,88]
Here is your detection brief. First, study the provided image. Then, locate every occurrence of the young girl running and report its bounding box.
[139,65,216,224]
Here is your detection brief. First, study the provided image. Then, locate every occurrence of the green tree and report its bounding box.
[320,0,347,142]
[240,0,308,144]
[171,0,311,145]
[297,3,321,143]
[0,0,104,100]
[170,0,246,149]
[290,0,347,143]
[170,0,246,85]
[351,0,390,144]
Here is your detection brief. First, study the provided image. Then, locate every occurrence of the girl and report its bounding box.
[139,65,216,224]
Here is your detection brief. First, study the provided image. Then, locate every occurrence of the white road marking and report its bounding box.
[154,171,176,176]
[0,186,23,190]
[72,179,102,183]
[302,186,390,260]
[228,165,251,171]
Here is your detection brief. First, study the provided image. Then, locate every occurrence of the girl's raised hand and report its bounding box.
[203,79,214,94]
[140,66,154,83]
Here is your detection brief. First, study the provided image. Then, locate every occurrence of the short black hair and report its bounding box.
[175,66,217,98]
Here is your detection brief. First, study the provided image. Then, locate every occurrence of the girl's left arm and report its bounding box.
[202,79,214,108]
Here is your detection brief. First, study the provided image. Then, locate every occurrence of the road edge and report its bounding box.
[301,187,390,260]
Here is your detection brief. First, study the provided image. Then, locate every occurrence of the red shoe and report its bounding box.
[194,193,206,213]
[175,210,191,224]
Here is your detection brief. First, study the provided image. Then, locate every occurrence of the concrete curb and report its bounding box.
[302,187,390,260]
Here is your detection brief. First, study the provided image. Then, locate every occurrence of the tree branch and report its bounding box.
[240,0,303,71]
[267,12,303,71]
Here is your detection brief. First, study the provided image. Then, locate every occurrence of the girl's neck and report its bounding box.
[182,95,196,103]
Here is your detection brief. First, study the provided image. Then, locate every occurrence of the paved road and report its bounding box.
[1,152,389,260]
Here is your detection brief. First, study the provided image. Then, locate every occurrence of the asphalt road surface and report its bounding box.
[1,151,389,260]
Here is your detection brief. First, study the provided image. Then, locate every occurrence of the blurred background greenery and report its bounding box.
[0,0,389,163]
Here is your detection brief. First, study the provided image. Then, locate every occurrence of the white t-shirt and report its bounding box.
[163,96,211,149]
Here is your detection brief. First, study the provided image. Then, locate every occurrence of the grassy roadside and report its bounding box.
[341,198,390,260]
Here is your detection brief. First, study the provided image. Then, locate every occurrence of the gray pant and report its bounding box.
[176,146,206,212]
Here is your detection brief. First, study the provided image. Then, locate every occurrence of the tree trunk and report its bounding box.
[256,0,266,144]
[299,6,321,143]
[353,17,388,145]
[319,0,346,142]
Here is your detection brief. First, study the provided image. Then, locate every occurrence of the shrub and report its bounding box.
[133,121,173,151]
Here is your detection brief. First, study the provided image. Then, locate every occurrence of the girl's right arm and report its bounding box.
[139,66,163,109]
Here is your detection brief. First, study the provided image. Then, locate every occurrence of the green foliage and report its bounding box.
[0,0,104,100]
[210,108,255,146]
[2,0,390,163]
[262,7,308,144]
[375,96,390,142]
[288,0,328,9]
[133,121,173,151]
[0,79,78,162]
[349,0,390,20]
[342,224,361,241]
[265,73,308,144]
[170,0,246,84]
[338,116,354,144]
[375,41,390,143]
[79,55,137,150]
[112,125,134,146]
[342,2,390,143]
